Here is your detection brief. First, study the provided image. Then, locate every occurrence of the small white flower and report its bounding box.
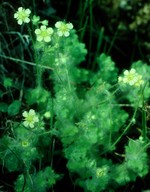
[118,68,144,87]
[22,109,39,128]
[55,21,73,37]
[123,69,137,85]
[134,75,144,87]
[14,7,31,25]
[35,25,53,42]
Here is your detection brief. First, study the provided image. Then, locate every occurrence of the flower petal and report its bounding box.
[44,36,51,42]
[22,111,28,117]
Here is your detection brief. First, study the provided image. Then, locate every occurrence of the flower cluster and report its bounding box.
[55,21,73,37]
[22,109,39,128]
[118,68,144,87]
[14,7,31,25]
[14,7,74,42]
[35,25,53,42]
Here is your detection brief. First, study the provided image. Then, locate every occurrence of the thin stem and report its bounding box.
[88,0,93,66]
[112,106,138,148]
[142,106,147,140]
[106,25,120,55]
[0,54,53,70]
[65,0,72,20]
[93,27,104,70]
[79,0,88,36]
[65,62,71,91]
[34,44,47,88]
[141,82,149,140]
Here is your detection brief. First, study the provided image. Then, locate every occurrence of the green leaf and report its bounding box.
[14,167,60,192]
[125,138,148,177]
[3,77,13,88]
[0,102,8,112]
[8,100,21,116]
[96,53,118,83]
[25,87,50,106]
[0,90,3,98]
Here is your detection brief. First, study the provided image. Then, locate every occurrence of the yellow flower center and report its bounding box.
[22,141,29,147]
[126,74,134,81]
[26,115,34,123]
[19,11,27,20]
[40,30,48,37]
[60,24,68,32]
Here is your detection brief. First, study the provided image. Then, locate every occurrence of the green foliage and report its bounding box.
[0,136,22,172]
[0,4,150,192]
[8,100,21,116]
[0,131,39,172]
[14,167,60,192]
[125,138,148,177]
[96,53,118,84]
[113,137,149,186]
[0,102,8,112]
[119,60,150,107]
[25,87,51,110]
[3,77,13,88]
